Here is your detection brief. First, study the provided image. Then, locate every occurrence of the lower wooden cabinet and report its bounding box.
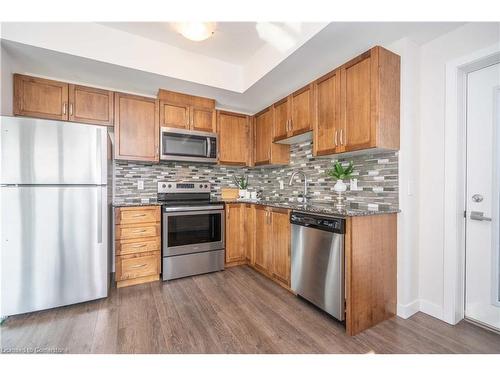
[237,204,291,288]
[225,203,247,266]
[114,206,161,288]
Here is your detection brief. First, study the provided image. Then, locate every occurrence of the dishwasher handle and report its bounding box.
[290,211,345,234]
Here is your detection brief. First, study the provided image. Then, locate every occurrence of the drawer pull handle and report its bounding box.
[130,263,147,269]
[133,229,147,233]
[132,244,147,248]
[132,214,146,217]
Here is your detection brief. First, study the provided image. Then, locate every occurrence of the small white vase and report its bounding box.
[238,189,247,199]
[333,180,347,193]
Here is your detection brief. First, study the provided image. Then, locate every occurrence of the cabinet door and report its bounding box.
[290,85,313,136]
[191,106,216,132]
[342,52,374,151]
[13,74,68,120]
[68,85,114,126]
[217,111,249,166]
[273,97,289,141]
[225,204,246,264]
[254,108,272,165]
[159,101,190,129]
[314,70,341,156]
[254,207,270,273]
[245,204,255,265]
[271,210,291,286]
[114,93,159,162]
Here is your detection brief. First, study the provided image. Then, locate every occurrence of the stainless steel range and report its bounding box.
[158,181,225,280]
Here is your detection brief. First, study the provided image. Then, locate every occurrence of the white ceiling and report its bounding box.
[99,22,270,65]
[1,22,465,113]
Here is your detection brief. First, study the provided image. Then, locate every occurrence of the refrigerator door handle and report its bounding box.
[97,188,102,244]
[96,128,102,184]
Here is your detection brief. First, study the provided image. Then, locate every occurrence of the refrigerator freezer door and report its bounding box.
[1,185,109,316]
[1,116,107,185]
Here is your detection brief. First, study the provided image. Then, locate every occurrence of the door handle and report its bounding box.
[470,211,492,222]
[340,129,344,145]
[335,130,338,147]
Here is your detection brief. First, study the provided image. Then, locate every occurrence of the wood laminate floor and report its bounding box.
[2,266,500,354]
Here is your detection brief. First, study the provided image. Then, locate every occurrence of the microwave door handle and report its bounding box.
[206,137,211,158]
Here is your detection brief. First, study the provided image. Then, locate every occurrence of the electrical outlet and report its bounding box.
[350,178,358,191]
[279,180,284,190]
[137,180,144,190]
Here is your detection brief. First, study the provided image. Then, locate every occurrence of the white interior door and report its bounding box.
[465,62,500,330]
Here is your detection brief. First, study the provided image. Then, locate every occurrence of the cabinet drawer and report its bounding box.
[116,252,159,281]
[116,238,160,256]
[115,206,160,225]
[115,223,160,240]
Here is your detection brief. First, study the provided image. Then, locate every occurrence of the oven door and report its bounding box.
[163,209,225,256]
[160,127,218,163]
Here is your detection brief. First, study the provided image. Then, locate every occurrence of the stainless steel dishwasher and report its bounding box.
[290,211,345,321]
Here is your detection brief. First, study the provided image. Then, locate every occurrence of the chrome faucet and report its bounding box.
[288,170,308,204]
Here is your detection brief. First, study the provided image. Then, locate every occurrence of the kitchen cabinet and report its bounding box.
[272,84,314,143]
[313,46,400,156]
[14,74,68,121]
[345,214,397,335]
[68,84,114,126]
[158,89,216,133]
[254,206,271,274]
[245,204,255,265]
[340,46,400,153]
[252,206,291,287]
[313,69,342,155]
[14,74,114,126]
[225,203,247,266]
[270,209,291,287]
[217,110,252,166]
[114,92,159,162]
[114,206,161,288]
[254,107,289,166]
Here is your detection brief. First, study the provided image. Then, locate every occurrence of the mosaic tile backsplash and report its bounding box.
[114,141,398,211]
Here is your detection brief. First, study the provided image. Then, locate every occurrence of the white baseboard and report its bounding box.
[397,300,420,319]
[419,299,444,320]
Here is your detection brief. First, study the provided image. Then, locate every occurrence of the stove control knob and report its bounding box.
[199,184,203,188]
[167,184,172,188]
[204,184,208,188]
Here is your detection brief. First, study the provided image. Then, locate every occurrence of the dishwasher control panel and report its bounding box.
[290,211,345,234]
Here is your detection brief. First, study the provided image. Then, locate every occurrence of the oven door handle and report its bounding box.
[163,208,225,215]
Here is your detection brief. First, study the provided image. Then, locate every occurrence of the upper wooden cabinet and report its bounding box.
[254,107,289,166]
[114,92,159,162]
[272,84,314,142]
[14,74,68,121]
[342,46,400,153]
[13,74,114,126]
[158,89,216,133]
[68,84,114,126]
[313,69,342,156]
[217,110,251,166]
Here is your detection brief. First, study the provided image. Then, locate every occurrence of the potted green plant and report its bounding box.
[326,161,354,193]
[233,175,249,199]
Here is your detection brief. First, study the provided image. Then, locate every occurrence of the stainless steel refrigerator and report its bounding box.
[1,116,111,316]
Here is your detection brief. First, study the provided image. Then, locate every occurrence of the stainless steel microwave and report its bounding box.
[160,127,218,163]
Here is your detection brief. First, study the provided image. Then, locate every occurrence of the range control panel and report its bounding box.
[158,181,211,194]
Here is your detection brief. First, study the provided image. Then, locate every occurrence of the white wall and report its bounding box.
[0,43,15,115]
[385,38,421,318]
[418,22,500,319]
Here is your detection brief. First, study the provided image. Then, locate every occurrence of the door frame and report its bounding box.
[443,44,500,325]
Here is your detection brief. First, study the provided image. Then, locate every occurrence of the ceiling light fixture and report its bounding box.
[175,22,216,42]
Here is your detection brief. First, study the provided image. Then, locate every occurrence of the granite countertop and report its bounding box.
[113,199,400,217]
[218,199,400,217]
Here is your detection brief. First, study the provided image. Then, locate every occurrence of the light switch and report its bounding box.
[137,180,144,190]
[350,178,358,191]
